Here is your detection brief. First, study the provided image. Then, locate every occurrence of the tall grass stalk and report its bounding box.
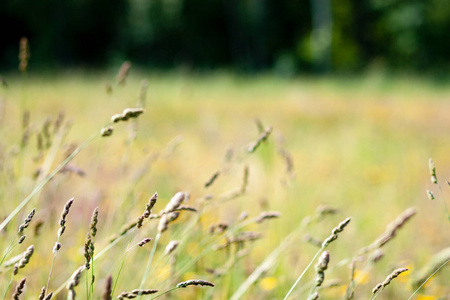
[437,184,450,222]
[407,258,449,300]
[53,233,127,296]
[282,248,323,300]
[111,233,136,296]
[0,132,101,233]
[230,220,304,300]
[137,232,161,299]
[1,272,15,300]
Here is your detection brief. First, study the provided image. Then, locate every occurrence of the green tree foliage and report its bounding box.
[0,0,448,72]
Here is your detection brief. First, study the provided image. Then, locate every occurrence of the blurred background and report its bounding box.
[0,1,449,299]
[1,0,449,75]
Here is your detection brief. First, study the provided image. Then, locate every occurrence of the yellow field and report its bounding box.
[0,72,449,299]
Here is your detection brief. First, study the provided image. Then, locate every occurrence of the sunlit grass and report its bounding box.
[0,71,449,299]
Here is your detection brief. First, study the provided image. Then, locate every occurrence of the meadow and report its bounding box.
[0,69,449,299]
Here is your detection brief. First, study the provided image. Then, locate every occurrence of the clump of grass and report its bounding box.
[3,65,450,300]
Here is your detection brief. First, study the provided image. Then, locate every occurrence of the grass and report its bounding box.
[0,70,449,299]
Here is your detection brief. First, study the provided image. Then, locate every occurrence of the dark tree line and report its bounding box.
[1,0,449,73]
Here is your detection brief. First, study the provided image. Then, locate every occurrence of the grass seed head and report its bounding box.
[205,171,220,188]
[18,208,35,233]
[165,240,180,255]
[138,238,153,247]
[18,235,26,244]
[102,275,112,300]
[18,37,30,72]
[90,207,99,238]
[322,217,351,248]
[84,233,93,269]
[426,190,435,200]
[164,192,185,213]
[118,289,158,299]
[314,251,330,287]
[58,198,74,237]
[255,211,281,223]
[100,127,113,137]
[12,277,26,300]
[176,279,215,288]
[429,158,437,184]
[53,242,61,254]
[66,266,84,299]
[38,287,46,300]
[372,207,417,249]
[18,245,34,269]
[117,61,131,85]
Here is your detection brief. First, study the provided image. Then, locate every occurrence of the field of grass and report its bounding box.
[0,71,449,299]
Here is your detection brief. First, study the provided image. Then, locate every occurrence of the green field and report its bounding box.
[0,72,449,299]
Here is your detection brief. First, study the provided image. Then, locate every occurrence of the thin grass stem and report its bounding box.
[137,232,161,299]
[407,258,449,300]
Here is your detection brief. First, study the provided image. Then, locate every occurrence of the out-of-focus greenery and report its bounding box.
[1,0,449,73]
[0,72,449,299]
